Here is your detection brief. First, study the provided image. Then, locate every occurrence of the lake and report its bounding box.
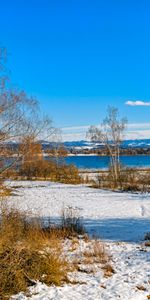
[64,155,150,170]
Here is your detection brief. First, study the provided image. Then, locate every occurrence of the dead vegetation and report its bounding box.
[90,167,150,192]
[144,232,150,247]
[82,240,114,276]
[0,204,87,299]
[0,206,70,299]
[0,186,12,197]
[102,263,115,277]
[69,238,114,278]
[4,159,82,185]
[61,206,85,236]
[0,201,113,299]
[83,240,108,264]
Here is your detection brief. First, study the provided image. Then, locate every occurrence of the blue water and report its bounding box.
[64,155,150,169]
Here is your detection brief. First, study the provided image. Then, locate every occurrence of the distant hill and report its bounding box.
[2,139,150,151]
[40,139,150,150]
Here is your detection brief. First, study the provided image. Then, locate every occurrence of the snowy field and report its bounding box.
[7,181,150,242]
[6,181,150,300]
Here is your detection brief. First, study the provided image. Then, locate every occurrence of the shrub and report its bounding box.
[52,164,81,184]
[144,232,150,241]
[19,160,81,184]
[0,206,68,299]
[61,206,85,237]
[91,167,150,192]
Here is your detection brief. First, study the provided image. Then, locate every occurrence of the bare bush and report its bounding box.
[61,206,85,236]
[18,160,81,184]
[0,206,69,299]
[91,167,150,192]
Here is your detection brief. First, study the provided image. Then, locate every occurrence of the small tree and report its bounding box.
[19,136,43,163]
[87,106,127,187]
[0,48,57,182]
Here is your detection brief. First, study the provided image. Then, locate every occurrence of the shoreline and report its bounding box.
[78,167,150,173]
[67,153,150,157]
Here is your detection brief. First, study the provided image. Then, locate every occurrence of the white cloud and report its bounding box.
[61,125,90,132]
[127,123,150,129]
[125,100,150,106]
[62,132,85,141]
[61,123,150,141]
[125,130,150,140]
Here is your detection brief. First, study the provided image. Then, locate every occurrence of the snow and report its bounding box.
[7,181,150,300]
[68,153,98,156]
[8,181,150,242]
[11,241,150,300]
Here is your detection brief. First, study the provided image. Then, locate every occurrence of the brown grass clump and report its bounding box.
[136,285,147,291]
[144,232,150,246]
[70,238,79,251]
[41,206,85,242]
[0,206,68,299]
[0,186,12,197]
[145,241,150,247]
[102,263,115,277]
[83,240,108,264]
[61,206,85,237]
[82,240,114,277]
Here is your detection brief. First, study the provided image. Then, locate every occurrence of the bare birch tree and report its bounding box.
[0,48,57,180]
[87,106,127,186]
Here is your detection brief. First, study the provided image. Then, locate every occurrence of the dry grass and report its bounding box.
[82,240,114,277]
[136,285,147,291]
[102,263,115,277]
[144,232,150,247]
[91,168,150,192]
[145,241,150,247]
[83,240,108,264]
[41,206,85,242]
[0,202,114,298]
[61,206,85,237]
[69,238,79,252]
[19,160,82,184]
[0,186,12,197]
[0,206,69,299]
[0,204,87,299]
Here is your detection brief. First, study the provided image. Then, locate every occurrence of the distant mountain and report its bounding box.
[40,139,150,150]
[122,139,150,149]
[2,139,150,150]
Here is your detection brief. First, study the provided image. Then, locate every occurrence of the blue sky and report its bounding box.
[0,0,150,140]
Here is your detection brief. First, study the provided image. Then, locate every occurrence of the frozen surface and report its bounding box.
[7,181,150,242]
[6,181,150,300]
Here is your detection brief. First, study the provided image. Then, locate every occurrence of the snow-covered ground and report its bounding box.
[12,241,150,300]
[7,181,150,242]
[6,181,150,300]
